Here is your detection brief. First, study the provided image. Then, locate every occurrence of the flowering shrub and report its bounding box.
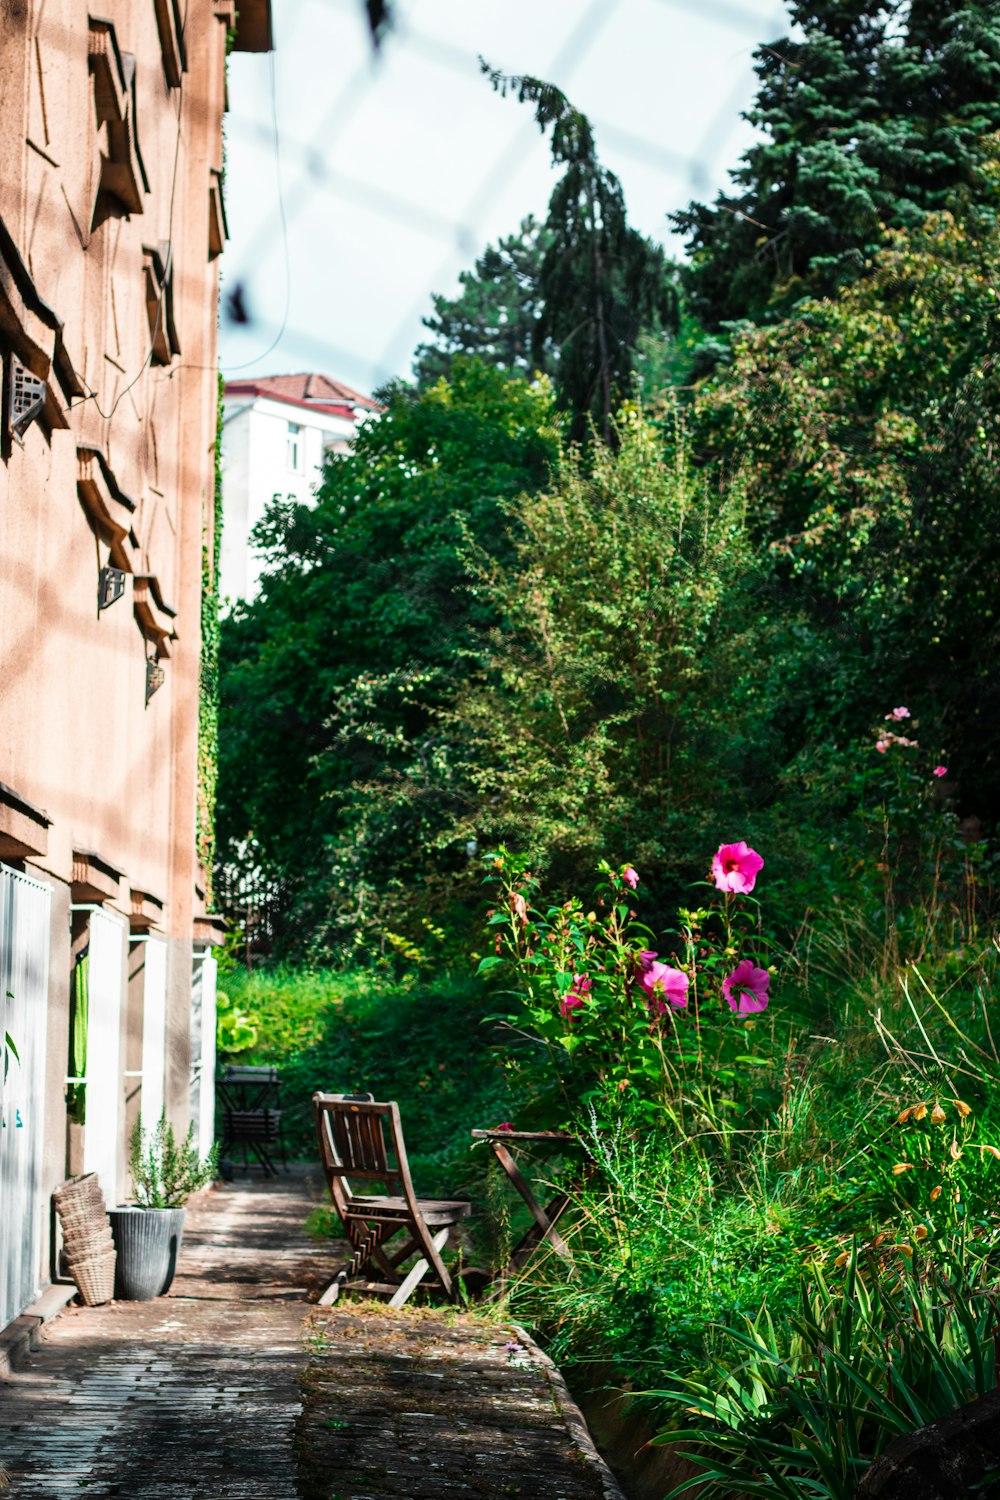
[870,704,952,784]
[477,842,774,1124]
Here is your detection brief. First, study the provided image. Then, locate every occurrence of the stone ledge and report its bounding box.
[71,848,124,904]
[130,887,164,932]
[512,1323,629,1500]
[77,445,138,571]
[0,1283,76,1381]
[0,779,51,860]
[194,913,229,946]
[133,573,178,657]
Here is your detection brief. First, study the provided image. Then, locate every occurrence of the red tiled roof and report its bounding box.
[224,372,382,414]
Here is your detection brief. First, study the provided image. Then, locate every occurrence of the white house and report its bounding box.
[220,373,381,603]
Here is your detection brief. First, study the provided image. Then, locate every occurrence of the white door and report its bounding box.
[138,936,167,1129]
[189,950,218,1161]
[0,865,51,1329]
[80,907,125,1204]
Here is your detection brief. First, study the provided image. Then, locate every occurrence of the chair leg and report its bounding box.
[388,1227,450,1309]
[319,1276,343,1306]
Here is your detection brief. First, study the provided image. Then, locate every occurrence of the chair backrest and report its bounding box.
[313,1093,417,1216]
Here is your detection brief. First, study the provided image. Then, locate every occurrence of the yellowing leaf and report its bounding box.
[898,1106,914,1124]
[949,1139,962,1161]
[892,1163,914,1175]
[913,1224,929,1240]
[913,1103,928,1121]
[930,1103,946,1124]
[834,1250,850,1268]
[954,1100,973,1119]
[930,1185,943,1201]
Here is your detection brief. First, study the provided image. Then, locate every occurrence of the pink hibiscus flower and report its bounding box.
[711,841,764,895]
[723,960,770,1015]
[622,865,639,890]
[933,765,948,778]
[637,949,658,972]
[560,973,592,1019]
[639,962,689,1015]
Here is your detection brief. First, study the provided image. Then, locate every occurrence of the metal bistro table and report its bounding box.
[216,1065,286,1177]
[472,1128,590,1284]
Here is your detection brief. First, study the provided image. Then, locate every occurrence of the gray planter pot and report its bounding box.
[108,1206,186,1300]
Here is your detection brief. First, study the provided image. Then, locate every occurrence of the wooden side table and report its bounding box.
[472,1129,589,1281]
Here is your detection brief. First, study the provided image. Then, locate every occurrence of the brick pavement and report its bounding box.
[0,1171,622,1499]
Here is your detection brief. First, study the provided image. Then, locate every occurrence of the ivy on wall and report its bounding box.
[196,372,223,904]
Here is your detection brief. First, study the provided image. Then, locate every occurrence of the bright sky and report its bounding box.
[218,0,788,397]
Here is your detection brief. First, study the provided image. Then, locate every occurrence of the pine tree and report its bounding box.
[412,217,556,388]
[484,64,678,442]
[674,0,1000,333]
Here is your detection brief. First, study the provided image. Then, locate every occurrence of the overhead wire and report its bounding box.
[220,0,774,390]
[220,48,292,372]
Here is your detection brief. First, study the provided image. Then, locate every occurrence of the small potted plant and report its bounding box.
[108,1115,217,1300]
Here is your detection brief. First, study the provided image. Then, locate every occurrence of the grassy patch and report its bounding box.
[216,964,512,1196]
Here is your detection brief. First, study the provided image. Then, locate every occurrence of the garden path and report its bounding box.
[0,1170,621,1499]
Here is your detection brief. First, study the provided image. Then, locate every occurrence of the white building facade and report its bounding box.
[220,374,380,604]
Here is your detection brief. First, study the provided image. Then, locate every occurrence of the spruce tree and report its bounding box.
[484,64,678,442]
[675,0,1000,333]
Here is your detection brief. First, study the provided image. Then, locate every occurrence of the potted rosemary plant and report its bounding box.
[108,1115,217,1299]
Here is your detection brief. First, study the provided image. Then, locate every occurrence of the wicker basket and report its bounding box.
[54,1174,105,1212]
[54,1172,116,1306]
[71,1249,117,1307]
[62,1226,115,1261]
[61,1215,113,1239]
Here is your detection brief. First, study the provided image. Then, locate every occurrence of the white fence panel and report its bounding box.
[0,865,51,1330]
[138,937,167,1129]
[80,907,125,1204]
[189,952,218,1160]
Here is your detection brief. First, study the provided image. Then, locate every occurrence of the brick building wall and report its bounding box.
[0,0,270,1328]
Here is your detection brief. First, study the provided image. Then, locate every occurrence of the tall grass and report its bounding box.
[497,916,1000,1489]
[655,1244,1000,1500]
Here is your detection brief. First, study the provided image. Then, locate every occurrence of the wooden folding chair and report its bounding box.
[313,1091,471,1308]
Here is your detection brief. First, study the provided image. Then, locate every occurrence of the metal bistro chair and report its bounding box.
[313,1092,471,1308]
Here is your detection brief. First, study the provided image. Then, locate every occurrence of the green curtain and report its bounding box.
[67,952,88,1125]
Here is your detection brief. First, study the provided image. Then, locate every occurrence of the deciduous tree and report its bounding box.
[217,361,559,948]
